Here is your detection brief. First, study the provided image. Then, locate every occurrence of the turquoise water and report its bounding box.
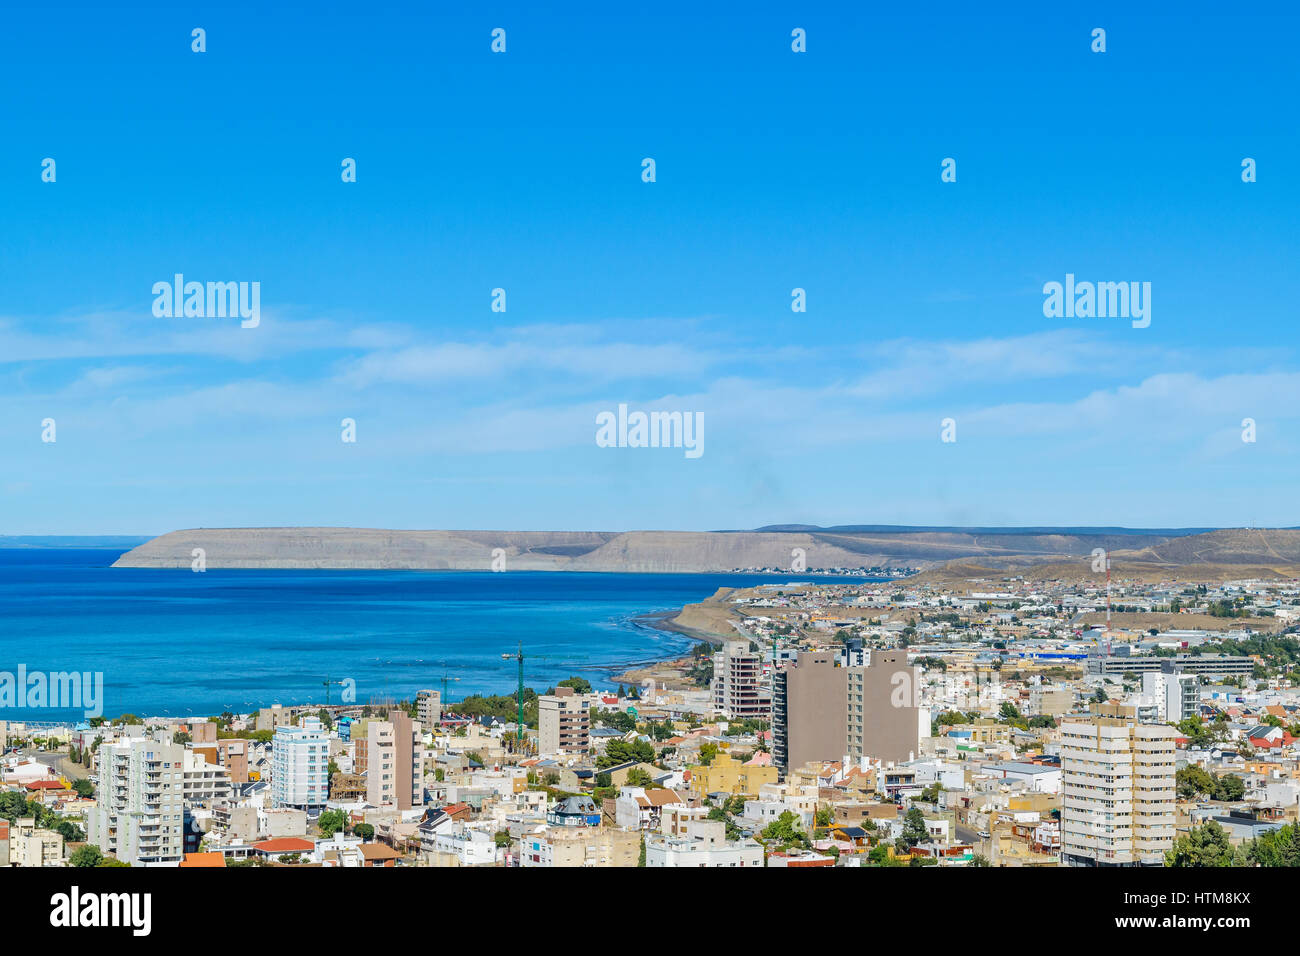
[0,548,854,722]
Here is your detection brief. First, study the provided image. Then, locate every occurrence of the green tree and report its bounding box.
[72,779,94,799]
[353,823,375,841]
[1165,822,1240,867]
[868,843,900,866]
[902,807,928,848]
[625,767,654,787]
[69,845,104,867]
[1176,765,1216,799]
[54,820,85,843]
[597,738,654,768]
[316,809,347,838]
[1244,821,1300,866]
[760,811,810,851]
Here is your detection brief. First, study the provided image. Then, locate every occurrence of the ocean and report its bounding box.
[0,548,866,722]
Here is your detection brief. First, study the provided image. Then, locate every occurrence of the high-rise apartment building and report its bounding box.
[538,687,590,756]
[88,731,186,866]
[416,689,442,728]
[365,710,425,810]
[1144,670,1198,723]
[845,650,928,766]
[711,640,770,720]
[772,649,926,777]
[772,650,846,773]
[271,716,329,811]
[1060,704,1177,867]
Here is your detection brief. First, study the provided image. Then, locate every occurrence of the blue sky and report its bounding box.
[2,2,1298,534]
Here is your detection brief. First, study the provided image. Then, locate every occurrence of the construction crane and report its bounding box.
[500,642,590,754]
[321,676,347,708]
[440,670,461,705]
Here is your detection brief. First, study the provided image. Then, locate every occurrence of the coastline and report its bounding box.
[609,601,738,691]
[632,609,728,648]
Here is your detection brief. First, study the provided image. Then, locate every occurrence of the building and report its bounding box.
[271,716,329,812]
[772,650,846,775]
[546,795,601,827]
[712,640,770,719]
[1140,671,1198,723]
[1027,686,1074,718]
[88,731,186,866]
[538,687,590,756]
[687,752,778,797]
[770,648,928,776]
[768,849,836,867]
[365,711,425,810]
[1086,654,1252,678]
[645,819,763,867]
[1060,704,1177,867]
[416,689,442,728]
[519,826,641,867]
[182,750,233,804]
[215,739,249,784]
[845,650,927,766]
[7,818,63,866]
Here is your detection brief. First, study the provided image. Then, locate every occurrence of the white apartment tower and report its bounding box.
[271,716,329,811]
[88,731,186,866]
[1141,671,1198,723]
[1060,704,1177,866]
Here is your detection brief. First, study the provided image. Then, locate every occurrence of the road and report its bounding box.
[12,747,90,783]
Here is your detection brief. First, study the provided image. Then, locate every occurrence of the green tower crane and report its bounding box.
[500,643,590,754]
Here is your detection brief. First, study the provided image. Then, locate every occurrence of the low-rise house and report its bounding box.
[547,795,601,827]
[645,820,763,868]
[518,826,641,867]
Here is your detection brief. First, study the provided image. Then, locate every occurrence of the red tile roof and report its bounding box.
[252,837,315,853]
[179,852,227,868]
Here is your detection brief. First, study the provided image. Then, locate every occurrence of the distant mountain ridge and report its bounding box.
[110,525,1300,575]
[745,525,1225,536]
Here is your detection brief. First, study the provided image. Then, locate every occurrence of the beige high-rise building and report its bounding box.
[538,687,590,756]
[845,650,927,766]
[1060,704,1176,867]
[772,649,926,776]
[711,640,770,720]
[365,711,425,810]
[772,650,846,774]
